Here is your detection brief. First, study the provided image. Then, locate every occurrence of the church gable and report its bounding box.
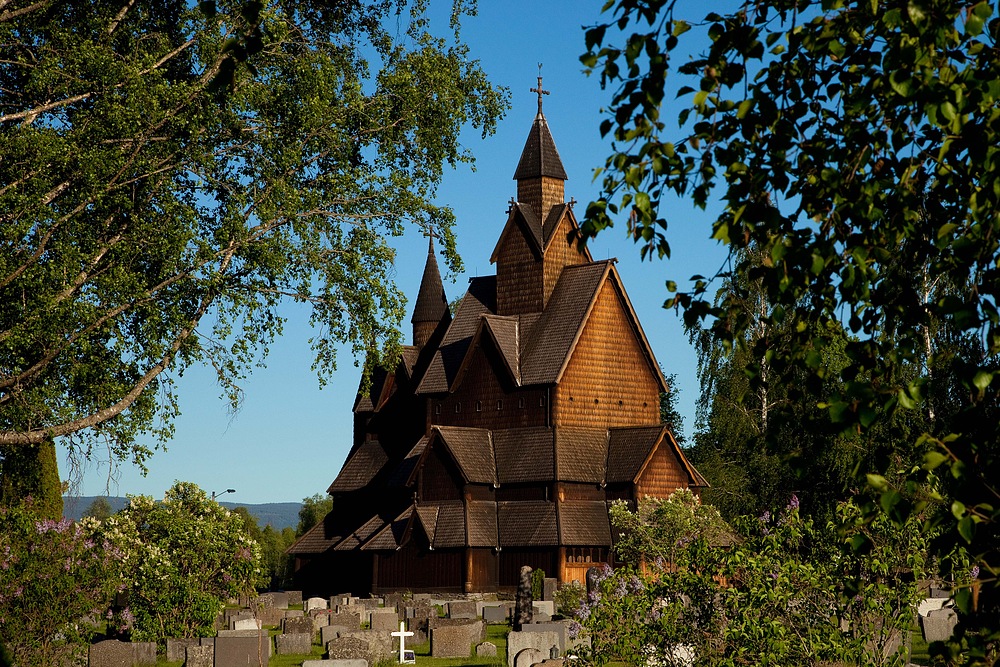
[553,271,664,428]
[494,208,544,315]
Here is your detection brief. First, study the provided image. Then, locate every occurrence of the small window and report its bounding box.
[476,400,483,412]
[539,395,546,407]
[569,396,574,402]
[518,396,525,409]
[594,398,599,404]
[435,404,442,415]
[496,400,503,411]
[618,399,624,407]
[455,403,462,413]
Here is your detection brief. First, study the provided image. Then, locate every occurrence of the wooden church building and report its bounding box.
[289,85,706,595]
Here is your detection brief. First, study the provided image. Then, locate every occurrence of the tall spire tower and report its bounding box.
[411,234,448,349]
[513,70,567,221]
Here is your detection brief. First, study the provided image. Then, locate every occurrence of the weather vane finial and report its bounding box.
[530,63,549,116]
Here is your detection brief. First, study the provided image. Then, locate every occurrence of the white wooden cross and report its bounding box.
[391,620,414,663]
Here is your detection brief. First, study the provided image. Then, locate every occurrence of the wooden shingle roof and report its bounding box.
[411,237,449,324]
[493,427,554,483]
[417,276,496,394]
[606,426,665,483]
[434,426,496,485]
[327,439,388,493]
[286,515,347,555]
[467,501,499,547]
[513,113,567,181]
[388,436,428,487]
[361,507,412,551]
[333,514,385,551]
[520,261,611,385]
[555,427,608,483]
[433,502,467,548]
[558,501,613,546]
[498,501,559,546]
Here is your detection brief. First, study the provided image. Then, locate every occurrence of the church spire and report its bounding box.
[411,235,448,350]
[513,70,567,182]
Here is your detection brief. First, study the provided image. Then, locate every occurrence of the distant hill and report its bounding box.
[62,496,301,531]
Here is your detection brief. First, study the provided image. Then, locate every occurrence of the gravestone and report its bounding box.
[286,609,304,618]
[515,566,533,631]
[321,625,350,644]
[276,632,313,655]
[286,590,303,606]
[89,639,155,667]
[232,617,262,631]
[185,645,213,667]
[477,641,498,657]
[514,647,544,667]
[532,601,555,617]
[922,607,958,643]
[543,578,558,602]
[522,622,573,652]
[484,605,510,623]
[259,591,289,609]
[214,634,271,666]
[338,630,393,661]
[258,607,285,627]
[431,622,483,658]
[507,630,560,667]
[325,636,371,664]
[217,629,266,638]
[358,597,380,609]
[448,600,478,619]
[306,597,328,612]
[370,608,400,631]
[166,638,199,662]
[304,661,366,667]
[328,610,362,630]
[311,610,333,628]
[284,614,315,636]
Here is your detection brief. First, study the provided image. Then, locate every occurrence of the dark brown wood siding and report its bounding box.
[553,281,660,428]
[558,483,605,501]
[517,176,564,223]
[468,548,498,592]
[498,549,559,589]
[543,213,587,305]
[420,446,464,502]
[375,542,463,592]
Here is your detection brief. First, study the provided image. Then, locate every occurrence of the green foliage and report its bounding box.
[296,492,334,537]
[105,482,263,643]
[0,0,508,471]
[0,503,123,667]
[575,497,925,667]
[0,440,63,519]
[659,370,686,446]
[553,580,586,618]
[531,567,546,600]
[583,0,1000,659]
[83,496,114,521]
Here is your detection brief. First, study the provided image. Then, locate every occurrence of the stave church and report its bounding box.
[288,81,706,595]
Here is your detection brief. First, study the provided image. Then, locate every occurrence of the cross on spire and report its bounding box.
[530,63,549,116]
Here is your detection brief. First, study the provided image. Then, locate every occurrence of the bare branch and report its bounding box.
[0,92,92,124]
[0,0,50,23]
[107,0,137,35]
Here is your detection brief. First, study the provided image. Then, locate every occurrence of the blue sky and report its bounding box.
[61,0,731,506]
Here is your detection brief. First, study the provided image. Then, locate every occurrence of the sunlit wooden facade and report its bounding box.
[289,95,706,595]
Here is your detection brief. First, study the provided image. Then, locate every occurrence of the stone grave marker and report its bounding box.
[371,608,400,631]
[311,609,333,628]
[165,638,199,662]
[89,639,155,667]
[304,661,366,667]
[325,636,371,664]
[484,605,510,623]
[431,622,483,658]
[338,630,394,661]
[214,634,271,666]
[448,600,478,619]
[543,578,558,601]
[259,591,289,609]
[185,644,213,667]
[284,614,315,636]
[276,632,313,655]
[321,624,350,645]
[515,566,533,630]
[232,617,262,631]
[328,610,362,629]
[286,590,303,606]
[514,647,545,667]
[306,597,328,612]
[217,629,267,638]
[922,607,958,643]
[477,641,498,657]
[507,630,560,667]
[532,601,555,617]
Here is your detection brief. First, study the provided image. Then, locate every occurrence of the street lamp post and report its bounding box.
[211,488,236,501]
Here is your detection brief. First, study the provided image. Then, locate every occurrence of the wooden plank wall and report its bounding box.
[554,281,661,428]
[419,447,464,501]
[543,213,587,303]
[517,176,564,222]
[433,342,546,430]
[376,543,463,592]
[496,222,543,315]
[498,549,558,589]
[635,445,689,498]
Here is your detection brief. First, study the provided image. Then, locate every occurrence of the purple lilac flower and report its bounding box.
[760,510,771,523]
[628,575,644,594]
[568,621,582,639]
[613,578,628,597]
[788,494,800,510]
[971,565,980,580]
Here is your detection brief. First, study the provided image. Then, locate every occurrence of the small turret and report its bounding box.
[513,75,567,221]
[411,236,448,349]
